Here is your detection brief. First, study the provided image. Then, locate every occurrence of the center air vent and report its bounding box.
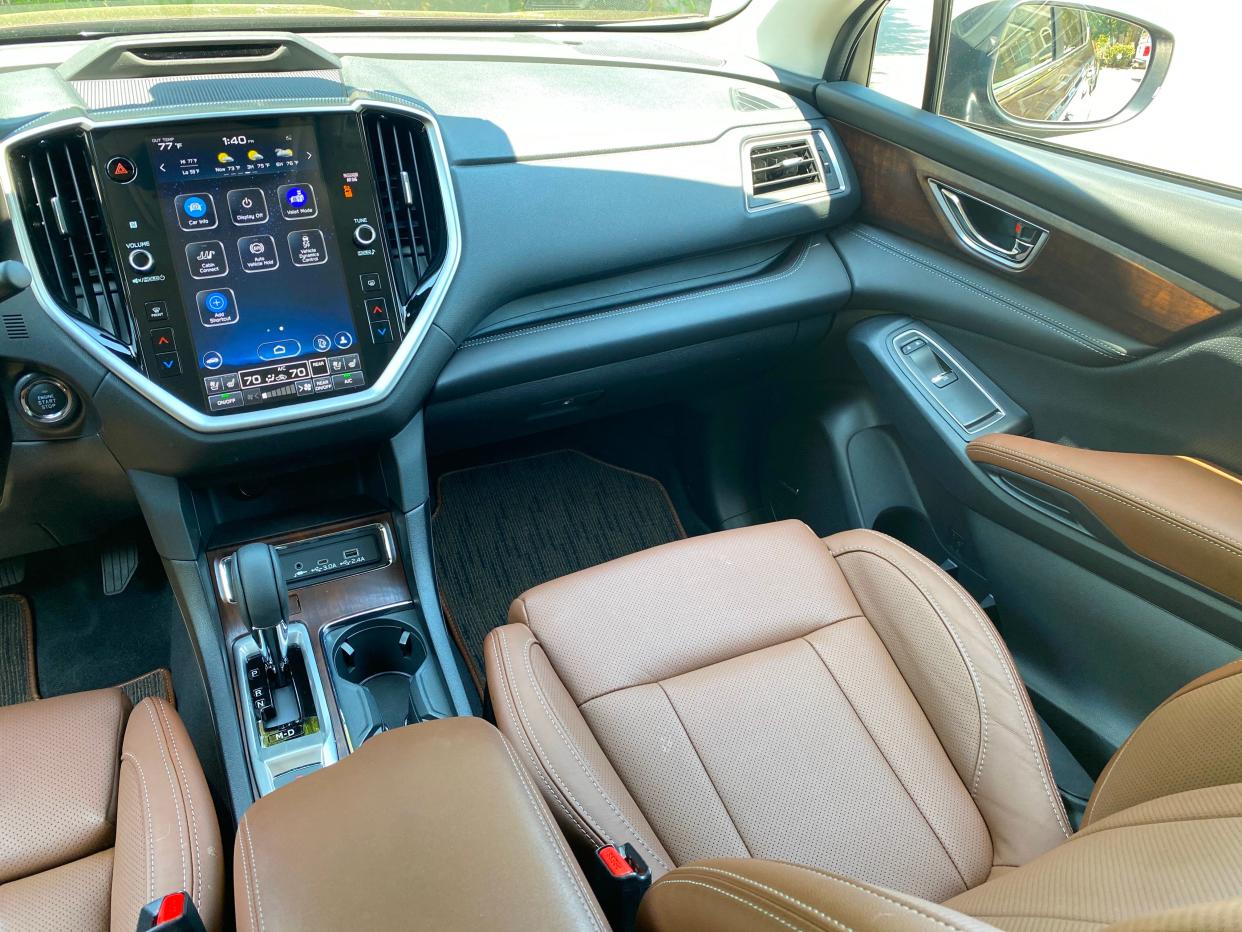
[744,133,836,211]
[362,110,447,330]
[9,132,134,352]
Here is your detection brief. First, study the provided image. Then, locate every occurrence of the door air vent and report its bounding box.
[361,110,447,329]
[9,132,135,353]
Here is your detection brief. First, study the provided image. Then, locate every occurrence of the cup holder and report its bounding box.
[325,615,448,746]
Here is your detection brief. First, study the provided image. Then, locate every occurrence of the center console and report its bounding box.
[234,717,609,932]
[92,113,398,416]
[209,513,456,796]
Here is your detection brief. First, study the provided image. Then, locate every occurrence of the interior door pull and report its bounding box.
[928,180,1048,270]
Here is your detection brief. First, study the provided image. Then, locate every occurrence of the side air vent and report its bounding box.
[9,132,134,351]
[743,133,838,211]
[362,110,447,329]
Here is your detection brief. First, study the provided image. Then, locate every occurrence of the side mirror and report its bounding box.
[940,1,1172,135]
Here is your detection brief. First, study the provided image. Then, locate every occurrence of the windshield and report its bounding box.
[0,0,730,37]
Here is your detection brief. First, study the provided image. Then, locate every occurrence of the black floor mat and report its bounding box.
[0,595,38,704]
[433,450,686,689]
[15,535,177,700]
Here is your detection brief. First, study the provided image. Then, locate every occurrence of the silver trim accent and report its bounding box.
[892,328,1006,434]
[0,99,461,434]
[927,179,1048,271]
[214,521,395,605]
[741,129,847,214]
[232,622,338,797]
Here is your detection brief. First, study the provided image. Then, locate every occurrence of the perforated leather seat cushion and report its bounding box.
[486,521,1070,901]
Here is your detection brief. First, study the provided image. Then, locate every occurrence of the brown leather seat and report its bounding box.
[0,689,224,931]
[485,519,1242,930]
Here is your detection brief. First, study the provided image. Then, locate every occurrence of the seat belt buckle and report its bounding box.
[136,891,206,932]
[589,843,651,932]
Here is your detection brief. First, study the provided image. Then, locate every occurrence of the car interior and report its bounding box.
[0,0,1239,929]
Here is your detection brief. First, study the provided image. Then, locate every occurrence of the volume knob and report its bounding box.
[128,248,155,272]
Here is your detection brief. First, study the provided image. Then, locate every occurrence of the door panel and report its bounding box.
[800,80,1242,791]
[830,121,1232,343]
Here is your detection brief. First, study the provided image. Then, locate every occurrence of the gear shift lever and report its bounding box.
[232,543,291,687]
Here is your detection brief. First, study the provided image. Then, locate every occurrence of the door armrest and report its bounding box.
[967,434,1242,604]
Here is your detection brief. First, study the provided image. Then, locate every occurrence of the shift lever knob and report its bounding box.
[232,543,291,685]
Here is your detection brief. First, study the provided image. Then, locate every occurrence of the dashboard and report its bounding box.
[0,30,859,556]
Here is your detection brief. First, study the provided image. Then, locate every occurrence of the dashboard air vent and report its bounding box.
[362,110,447,324]
[9,132,133,349]
[750,139,821,194]
[744,133,836,211]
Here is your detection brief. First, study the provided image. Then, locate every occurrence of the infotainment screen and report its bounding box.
[92,114,397,416]
[149,124,357,389]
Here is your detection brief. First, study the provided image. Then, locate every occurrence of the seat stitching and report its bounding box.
[776,861,981,932]
[496,732,606,931]
[845,228,1117,358]
[461,240,818,348]
[836,538,1071,838]
[494,628,607,846]
[237,818,258,932]
[154,700,202,908]
[243,819,267,932]
[575,615,869,706]
[801,637,970,891]
[120,753,155,903]
[655,681,753,857]
[972,445,1242,560]
[653,879,821,931]
[972,443,1242,551]
[516,631,672,871]
[693,865,869,928]
[142,700,190,896]
[829,545,989,797]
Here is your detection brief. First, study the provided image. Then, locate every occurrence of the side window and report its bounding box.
[866,0,1239,191]
[867,0,933,109]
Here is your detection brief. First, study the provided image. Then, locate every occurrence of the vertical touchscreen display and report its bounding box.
[148,124,357,389]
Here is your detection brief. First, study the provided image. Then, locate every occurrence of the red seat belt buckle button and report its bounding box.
[136,890,206,932]
[599,844,636,878]
[155,893,186,925]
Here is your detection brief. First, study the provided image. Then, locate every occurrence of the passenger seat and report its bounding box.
[0,689,224,930]
[485,520,1242,929]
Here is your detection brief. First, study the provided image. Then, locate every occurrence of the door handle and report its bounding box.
[928,180,1048,270]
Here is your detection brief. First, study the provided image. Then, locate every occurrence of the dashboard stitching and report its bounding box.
[460,240,820,348]
[846,227,1123,359]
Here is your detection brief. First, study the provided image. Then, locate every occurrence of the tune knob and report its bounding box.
[353,223,377,247]
[128,248,155,272]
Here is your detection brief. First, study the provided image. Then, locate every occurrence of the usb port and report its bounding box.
[317,558,330,567]
[342,548,361,560]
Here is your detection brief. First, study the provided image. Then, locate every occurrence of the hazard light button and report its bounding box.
[106,156,136,184]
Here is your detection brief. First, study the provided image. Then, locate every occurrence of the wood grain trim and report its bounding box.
[832,121,1229,345]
